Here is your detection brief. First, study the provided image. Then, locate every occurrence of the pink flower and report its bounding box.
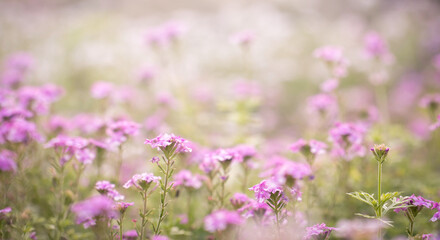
[314,46,345,63]
[123,173,161,191]
[0,207,12,214]
[173,170,203,189]
[91,81,114,99]
[420,94,440,109]
[47,115,71,134]
[290,139,327,156]
[73,114,105,135]
[320,78,339,92]
[0,118,43,144]
[307,93,338,115]
[95,181,124,201]
[152,235,169,240]
[313,46,349,78]
[261,156,313,185]
[363,31,393,63]
[114,202,134,214]
[45,135,94,165]
[123,229,138,240]
[0,149,17,172]
[230,193,251,209]
[304,223,336,240]
[145,133,192,153]
[329,122,367,160]
[106,120,140,148]
[249,179,284,203]
[71,196,117,228]
[204,209,243,232]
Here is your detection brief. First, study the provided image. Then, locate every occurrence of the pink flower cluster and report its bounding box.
[262,156,313,184]
[249,179,285,203]
[45,136,98,165]
[0,150,17,172]
[106,119,140,149]
[290,139,327,157]
[123,172,161,191]
[304,223,336,240]
[144,21,186,47]
[329,122,367,160]
[204,209,243,232]
[1,53,33,89]
[173,170,204,189]
[95,181,125,201]
[145,133,192,153]
[313,46,349,79]
[71,195,117,228]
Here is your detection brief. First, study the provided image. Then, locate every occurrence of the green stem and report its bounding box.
[155,157,172,235]
[377,162,383,240]
[140,191,148,240]
[119,214,124,240]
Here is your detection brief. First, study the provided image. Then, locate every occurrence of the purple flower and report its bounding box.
[145,133,192,153]
[0,207,12,214]
[420,94,440,110]
[307,93,338,114]
[394,195,433,214]
[0,150,17,172]
[329,122,367,160]
[304,223,336,240]
[204,209,243,232]
[290,139,327,160]
[71,195,117,228]
[230,193,251,209]
[123,173,161,191]
[151,156,160,164]
[249,179,284,203]
[152,235,169,240]
[423,234,433,240]
[313,46,349,78]
[91,81,114,99]
[233,145,257,161]
[114,202,134,214]
[47,115,71,134]
[173,170,203,189]
[261,156,312,185]
[73,114,105,135]
[95,181,124,201]
[363,31,393,63]
[45,135,95,165]
[0,118,43,144]
[106,120,140,148]
[123,229,138,240]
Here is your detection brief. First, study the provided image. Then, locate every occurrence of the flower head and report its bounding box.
[95,181,124,201]
[230,193,251,209]
[304,223,336,240]
[173,170,203,189]
[329,122,367,160]
[0,150,17,172]
[114,202,134,214]
[249,179,284,203]
[204,209,243,232]
[71,195,117,228]
[370,144,390,163]
[145,133,192,154]
[123,173,161,192]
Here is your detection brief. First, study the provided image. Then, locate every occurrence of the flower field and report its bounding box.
[0,0,440,239]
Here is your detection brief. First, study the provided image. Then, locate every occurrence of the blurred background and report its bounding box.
[1,0,440,238]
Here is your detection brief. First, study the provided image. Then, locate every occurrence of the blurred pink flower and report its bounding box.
[204,209,243,232]
[0,149,17,172]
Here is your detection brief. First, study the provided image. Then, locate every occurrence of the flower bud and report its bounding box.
[370,144,389,163]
